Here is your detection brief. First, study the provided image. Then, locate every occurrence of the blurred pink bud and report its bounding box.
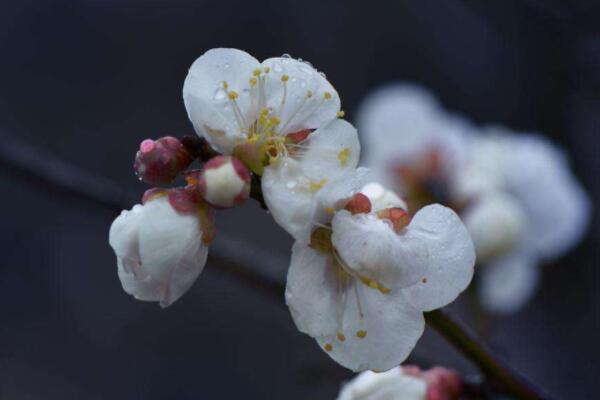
[401,365,462,400]
[134,136,192,185]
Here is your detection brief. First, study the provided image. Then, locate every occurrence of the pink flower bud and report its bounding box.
[197,156,251,208]
[134,136,192,185]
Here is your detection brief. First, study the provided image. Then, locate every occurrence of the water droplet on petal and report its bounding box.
[214,88,227,100]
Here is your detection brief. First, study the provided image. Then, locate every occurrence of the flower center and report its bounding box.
[221,66,335,174]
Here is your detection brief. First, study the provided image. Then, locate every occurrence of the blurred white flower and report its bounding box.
[455,129,591,313]
[109,195,211,308]
[285,186,475,371]
[356,83,591,314]
[337,365,463,400]
[356,84,472,199]
[183,48,340,155]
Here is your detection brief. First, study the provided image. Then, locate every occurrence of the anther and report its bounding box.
[337,110,345,118]
[281,75,289,82]
[324,92,332,100]
[307,90,313,98]
[228,91,239,100]
[324,343,333,352]
[249,77,257,86]
[263,66,270,73]
[337,332,346,342]
[356,330,367,339]
[222,81,229,89]
[252,68,262,77]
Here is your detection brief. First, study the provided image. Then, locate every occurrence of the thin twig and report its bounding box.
[0,131,551,399]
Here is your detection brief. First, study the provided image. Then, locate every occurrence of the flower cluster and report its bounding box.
[109,49,476,372]
[357,84,591,314]
[337,365,463,400]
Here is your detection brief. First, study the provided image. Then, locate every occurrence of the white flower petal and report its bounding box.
[331,210,426,290]
[139,198,209,307]
[285,243,340,337]
[183,48,260,153]
[298,119,361,181]
[356,83,472,181]
[461,192,526,263]
[262,57,340,133]
[478,250,539,314]
[262,158,317,243]
[506,134,591,260]
[402,204,475,312]
[109,204,145,270]
[361,183,408,212]
[109,197,208,307]
[337,369,427,400]
[317,282,424,372]
[117,259,165,302]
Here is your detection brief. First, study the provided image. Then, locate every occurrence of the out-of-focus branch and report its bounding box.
[0,131,550,400]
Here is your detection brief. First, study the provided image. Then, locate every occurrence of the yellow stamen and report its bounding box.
[337,110,345,118]
[249,77,257,86]
[228,91,239,100]
[222,81,229,89]
[324,92,332,100]
[309,179,328,192]
[337,148,351,167]
[337,332,346,342]
[307,90,313,98]
[253,68,262,76]
[324,343,333,352]
[281,75,289,82]
[356,330,367,339]
[325,207,336,215]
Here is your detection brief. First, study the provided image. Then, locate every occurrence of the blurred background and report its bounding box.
[0,1,598,398]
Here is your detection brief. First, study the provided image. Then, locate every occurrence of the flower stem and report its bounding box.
[425,310,549,399]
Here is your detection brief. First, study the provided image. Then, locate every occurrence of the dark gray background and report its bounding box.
[0,1,598,399]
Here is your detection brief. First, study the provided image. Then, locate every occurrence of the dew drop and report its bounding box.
[214,88,227,100]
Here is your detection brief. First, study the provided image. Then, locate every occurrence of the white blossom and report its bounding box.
[183,48,340,154]
[108,196,209,307]
[285,186,475,371]
[184,49,359,241]
[357,83,590,314]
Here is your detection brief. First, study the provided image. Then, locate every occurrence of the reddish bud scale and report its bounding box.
[344,193,372,215]
[142,187,168,204]
[377,207,411,232]
[134,136,192,185]
[168,187,203,213]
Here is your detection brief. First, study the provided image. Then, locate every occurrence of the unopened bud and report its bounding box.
[197,156,251,208]
[134,136,192,185]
